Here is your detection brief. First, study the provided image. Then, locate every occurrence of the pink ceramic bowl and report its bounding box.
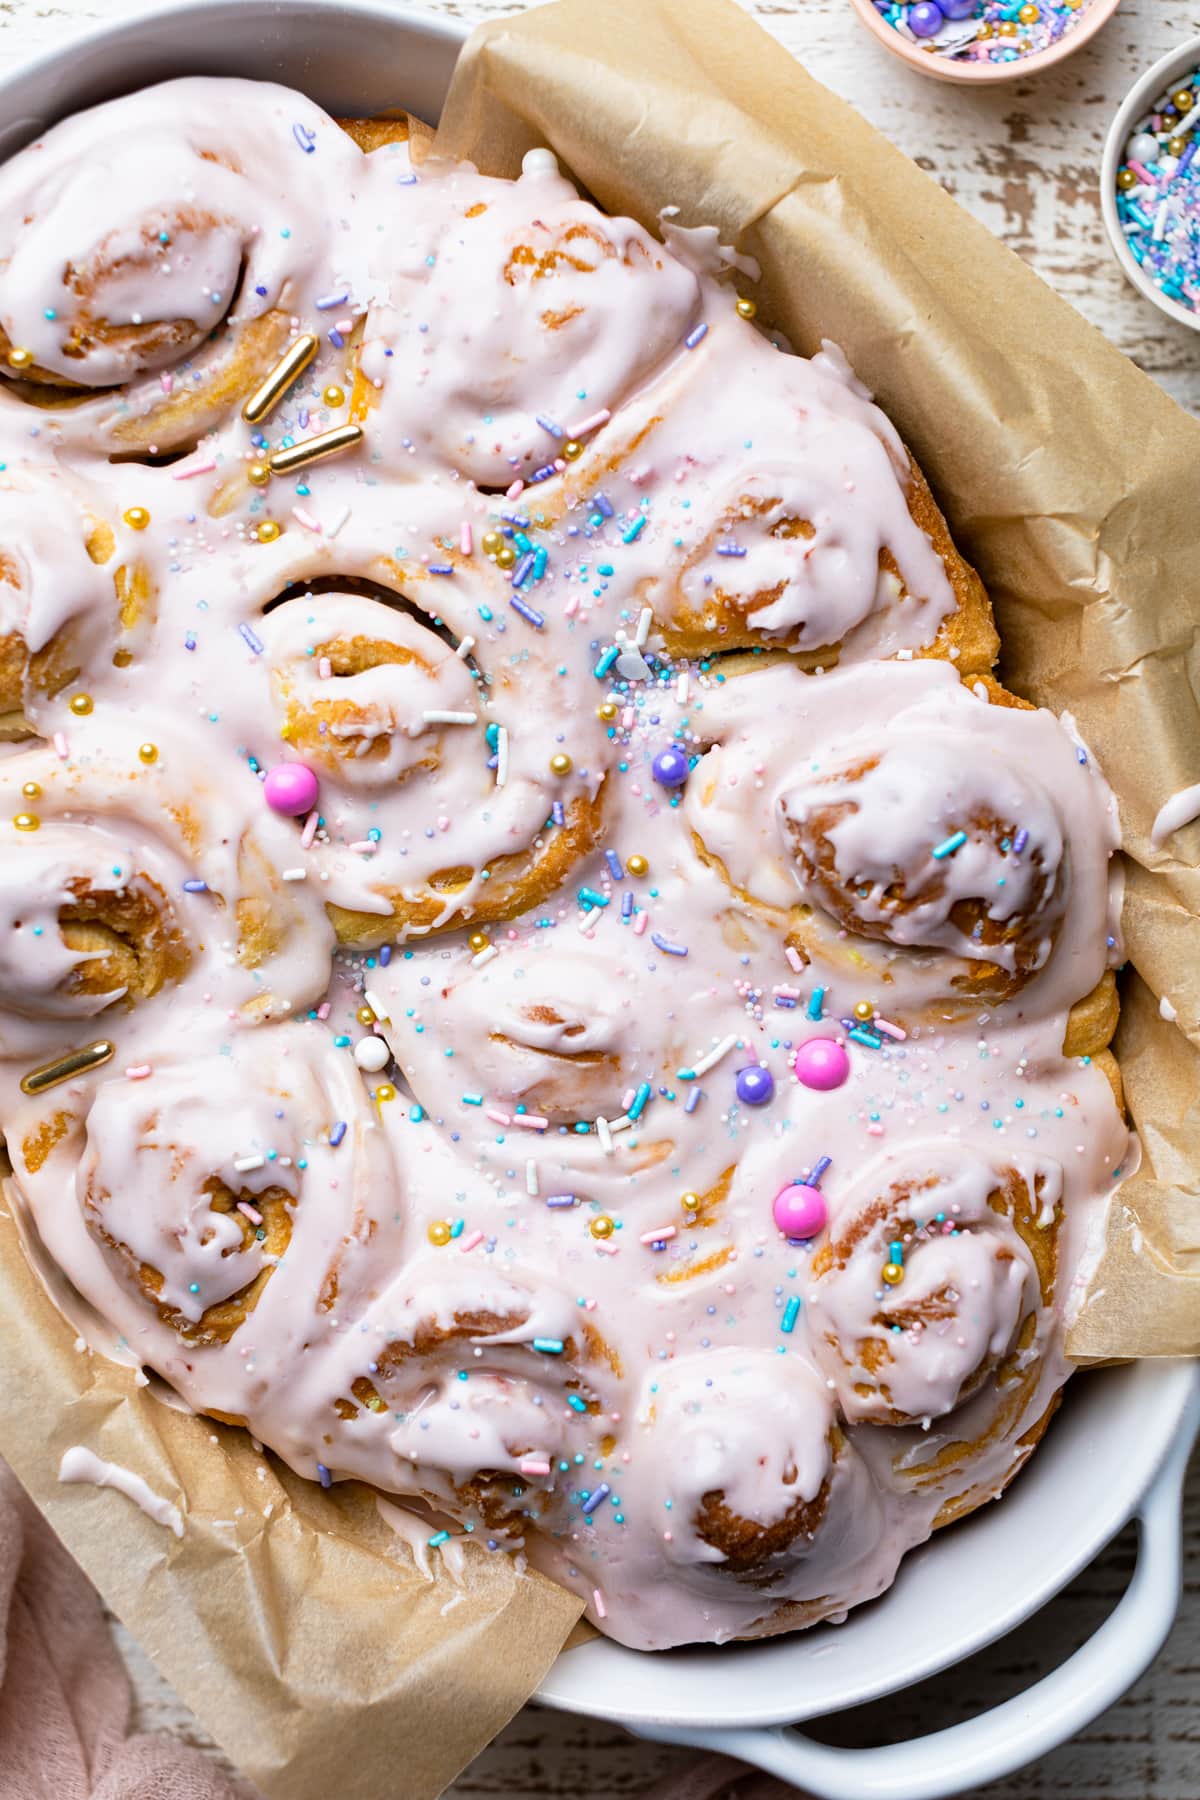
[847,0,1122,84]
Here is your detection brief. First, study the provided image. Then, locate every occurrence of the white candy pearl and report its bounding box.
[1129,132,1161,165]
[353,1035,391,1072]
[521,146,559,178]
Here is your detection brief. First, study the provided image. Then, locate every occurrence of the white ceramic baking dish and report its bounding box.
[3,3,1196,1794]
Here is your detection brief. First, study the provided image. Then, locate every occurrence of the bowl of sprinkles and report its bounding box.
[1103,38,1200,327]
[849,0,1121,82]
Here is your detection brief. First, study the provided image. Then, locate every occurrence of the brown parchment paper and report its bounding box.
[1,0,1197,1794]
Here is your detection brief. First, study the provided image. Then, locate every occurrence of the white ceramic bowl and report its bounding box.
[3,5,1196,1795]
[1101,35,1200,331]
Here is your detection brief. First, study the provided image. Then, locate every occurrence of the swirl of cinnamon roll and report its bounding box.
[0,462,152,736]
[254,587,610,945]
[609,1349,884,1643]
[686,658,1117,1005]
[0,79,366,451]
[10,1025,398,1372]
[806,1147,1058,1429]
[352,147,702,486]
[0,821,188,1040]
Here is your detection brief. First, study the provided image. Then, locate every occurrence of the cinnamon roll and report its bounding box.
[252,583,610,945]
[806,1148,1056,1430]
[0,80,370,453]
[0,463,149,736]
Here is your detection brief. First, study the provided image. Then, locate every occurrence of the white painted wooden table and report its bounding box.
[1,0,1194,1793]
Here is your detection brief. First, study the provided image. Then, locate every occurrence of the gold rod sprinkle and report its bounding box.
[21,1039,115,1096]
[241,333,320,425]
[268,423,364,475]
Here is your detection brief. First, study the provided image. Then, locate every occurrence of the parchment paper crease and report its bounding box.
[1,1,1196,1795]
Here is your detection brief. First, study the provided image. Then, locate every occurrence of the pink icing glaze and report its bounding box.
[0,79,1133,1653]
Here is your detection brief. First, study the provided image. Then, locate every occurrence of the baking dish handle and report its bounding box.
[632,1398,1198,1800]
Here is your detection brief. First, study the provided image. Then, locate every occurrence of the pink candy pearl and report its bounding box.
[793,1036,850,1091]
[773,1183,828,1240]
[263,761,319,816]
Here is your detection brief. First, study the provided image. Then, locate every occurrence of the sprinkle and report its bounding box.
[458,1229,485,1253]
[605,850,625,880]
[316,1463,332,1489]
[567,409,611,437]
[684,1088,702,1115]
[510,595,546,628]
[635,607,653,647]
[546,1193,577,1209]
[579,887,609,909]
[326,505,351,540]
[781,1296,801,1334]
[53,733,69,759]
[592,1588,607,1618]
[241,334,319,423]
[428,1530,450,1548]
[593,493,615,519]
[640,1225,677,1245]
[364,988,390,1021]
[677,1034,738,1081]
[314,291,348,310]
[506,479,525,501]
[472,945,498,967]
[429,562,454,576]
[597,1116,614,1155]
[622,515,647,544]
[520,1458,551,1476]
[20,1039,115,1096]
[183,878,208,894]
[535,414,563,438]
[269,423,363,475]
[460,522,473,555]
[422,709,477,725]
[485,1108,511,1126]
[512,1113,549,1131]
[581,1482,611,1515]
[526,1160,539,1196]
[124,1064,152,1081]
[293,122,317,153]
[281,867,307,881]
[628,1081,652,1122]
[170,456,216,480]
[651,933,688,956]
[237,1201,262,1225]
[238,623,265,655]
[810,1156,832,1184]
[329,1121,347,1147]
[621,892,634,921]
[684,323,709,348]
[932,830,967,860]
[496,726,510,786]
[569,1395,588,1414]
[848,1026,883,1049]
[532,1338,564,1355]
[716,543,747,557]
[300,810,319,849]
[234,1154,265,1172]
[873,1017,907,1041]
[1013,828,1029,854]
[291,505,322,533]
[594,645,620,678]
[455,635,476,660]
[807,987,825,1021]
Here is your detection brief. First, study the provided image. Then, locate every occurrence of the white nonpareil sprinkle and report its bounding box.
[281,867,307,881]
[234,1154,265,1172]
[421,710,477,725]
[687,1033,739,1079]
[455,635,476,660]
[635,606,653,647]
[325,504,351,539]
[471,944,498,968]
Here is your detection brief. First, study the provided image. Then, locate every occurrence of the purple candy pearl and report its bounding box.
[908,1,945,36]
[263,761,319,816]
[735,1064,774,1107]
[652,744,690,788]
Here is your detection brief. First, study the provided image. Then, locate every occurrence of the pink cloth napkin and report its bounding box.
[0,1460,254,1800]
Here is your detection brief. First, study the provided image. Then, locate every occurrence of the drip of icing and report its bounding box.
[1151,781,1200,845]
[58,1444,183,1536]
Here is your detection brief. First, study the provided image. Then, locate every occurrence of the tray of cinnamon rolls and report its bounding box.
[0,74,1131,1652]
